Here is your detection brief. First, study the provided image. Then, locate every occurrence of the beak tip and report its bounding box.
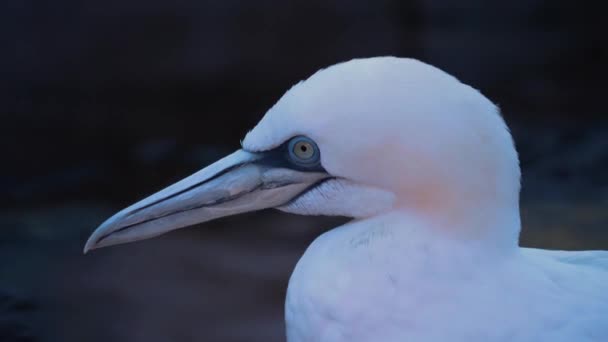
[84,224,107,254]
[83,237,97,254]
[84,214,123,254]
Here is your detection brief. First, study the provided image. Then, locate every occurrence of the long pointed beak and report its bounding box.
[84,149,329,253]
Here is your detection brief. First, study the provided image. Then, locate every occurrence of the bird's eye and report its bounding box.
[287,136,320,167]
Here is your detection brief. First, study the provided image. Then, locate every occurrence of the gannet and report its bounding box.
[85,57,608,341]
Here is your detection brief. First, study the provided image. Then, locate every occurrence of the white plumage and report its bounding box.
[86,57,608,341]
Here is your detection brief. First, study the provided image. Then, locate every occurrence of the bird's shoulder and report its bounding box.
[523,248,608,272]
[518,247,608,340]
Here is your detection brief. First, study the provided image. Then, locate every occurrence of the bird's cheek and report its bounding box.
[278,178,395,218]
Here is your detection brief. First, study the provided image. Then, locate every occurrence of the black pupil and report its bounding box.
[300,145,307,152]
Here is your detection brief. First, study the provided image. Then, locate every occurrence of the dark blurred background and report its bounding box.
[1,1,607,341]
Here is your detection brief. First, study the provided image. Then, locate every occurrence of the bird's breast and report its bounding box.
[284,222,415,341]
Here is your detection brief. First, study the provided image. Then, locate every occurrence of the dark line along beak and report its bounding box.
[84,149,329,253]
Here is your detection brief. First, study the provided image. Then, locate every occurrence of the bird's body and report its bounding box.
[85,57,608,341]
[286,213,608,341]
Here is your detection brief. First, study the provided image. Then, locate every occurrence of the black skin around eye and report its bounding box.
[255,136,325,172]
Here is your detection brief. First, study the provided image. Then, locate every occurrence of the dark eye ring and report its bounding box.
[287,136,320,167]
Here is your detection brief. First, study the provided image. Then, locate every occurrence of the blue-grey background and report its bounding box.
[1,1,607,341]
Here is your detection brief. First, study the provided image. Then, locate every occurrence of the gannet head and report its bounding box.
[85,57,521,253]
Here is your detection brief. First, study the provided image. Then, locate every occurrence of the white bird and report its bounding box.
[85,57,608,341]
